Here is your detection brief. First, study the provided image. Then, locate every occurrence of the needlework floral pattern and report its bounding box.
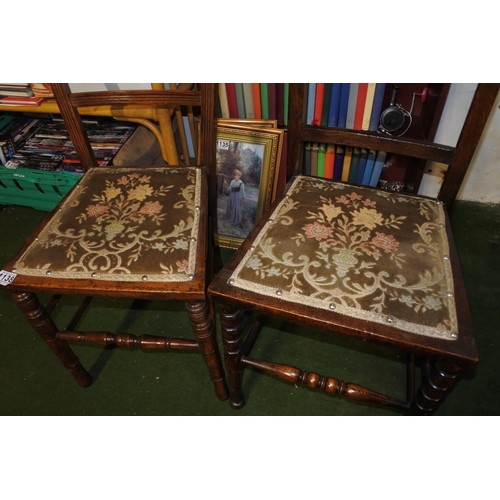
[14,167,202,282]
[231,176,458,340]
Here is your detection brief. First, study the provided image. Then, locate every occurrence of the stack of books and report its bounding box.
[0,83,46,107]
[303,142,388,188]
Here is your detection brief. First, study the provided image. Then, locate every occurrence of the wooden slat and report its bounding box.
[69,90,202,108]
[301,126,455,164]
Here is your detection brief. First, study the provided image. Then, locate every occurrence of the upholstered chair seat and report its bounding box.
[229,176,458,342]
[13,167,202,284]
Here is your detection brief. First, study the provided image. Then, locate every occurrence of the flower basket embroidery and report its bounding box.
[14,167,202,282]
[230,176,458,340]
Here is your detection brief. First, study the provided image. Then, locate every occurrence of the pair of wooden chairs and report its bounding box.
[2,83,497,415]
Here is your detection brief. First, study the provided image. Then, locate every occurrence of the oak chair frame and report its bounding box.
[2,83,228,402]
[208,83,499,414]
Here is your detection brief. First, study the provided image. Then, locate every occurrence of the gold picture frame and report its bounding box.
[214,125,284,249]
[217,118,278,129]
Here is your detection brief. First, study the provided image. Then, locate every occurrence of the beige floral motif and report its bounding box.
[320,204,343,221]
[352,207,384,229]
[128,184,154,201]
[104,186,122,201]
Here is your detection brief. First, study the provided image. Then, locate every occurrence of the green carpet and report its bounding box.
[0,200,499,416]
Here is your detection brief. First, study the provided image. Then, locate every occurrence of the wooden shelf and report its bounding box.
[286,83,454,193]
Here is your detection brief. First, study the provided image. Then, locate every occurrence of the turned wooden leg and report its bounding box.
[218,304,246,409]
[13,292,92,387]
[186,301,228,401]
[414,360,463,415]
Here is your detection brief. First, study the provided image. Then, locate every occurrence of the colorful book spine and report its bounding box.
[317,142,326,177]
[362,149,377,185]
[324,143,335,178]
[369,151,388,187]
[355,148,368,184]
[333,145,345,181]
[260,84,269,119]
[225,83,238,118]
[337,84,350,128]
[328,84,342,127]
[252,83,262,119]
[218,83,230,118]
[235,83,246,118]
[310,142,319,176]
[369,83,387,131]
[353,83,368,130]
[312,83,324,126]
[362,83,377,131]
[346,84,359,129]
[348,147,361,183]
[341,146,353,182]
[242,83,254,119]
[321,83,332,126]
[306,83,316,125]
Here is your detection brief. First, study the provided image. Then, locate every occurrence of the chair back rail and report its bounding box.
[50,83,217,173]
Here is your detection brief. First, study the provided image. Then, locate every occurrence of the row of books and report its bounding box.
[218,83,289,125]
[217,83,389,133]
[303,142,388,188]
[1,112,136,172]
[306,83,387,132]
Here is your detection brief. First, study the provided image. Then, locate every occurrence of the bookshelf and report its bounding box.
[217,83,456,195]
[286,83,461,194]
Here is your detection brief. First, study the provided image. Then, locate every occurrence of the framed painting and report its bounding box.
[217,118,278,129]
[214,125,284,248]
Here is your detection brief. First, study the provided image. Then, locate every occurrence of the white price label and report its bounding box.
[0,270,17,286]
[217,140,230,150]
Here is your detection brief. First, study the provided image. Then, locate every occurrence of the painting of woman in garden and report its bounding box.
[216,138,265,243]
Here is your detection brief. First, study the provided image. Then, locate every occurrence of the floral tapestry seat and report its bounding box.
[229,176,459,341]
[13,166,202,283]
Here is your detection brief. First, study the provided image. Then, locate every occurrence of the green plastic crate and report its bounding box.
[0,165,82,211]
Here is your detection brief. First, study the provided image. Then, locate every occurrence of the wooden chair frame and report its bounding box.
[208,83,499,414]
[2,83,228,402]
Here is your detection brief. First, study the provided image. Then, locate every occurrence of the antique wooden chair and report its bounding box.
[1,83,228,402]
[208,83,499,414]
